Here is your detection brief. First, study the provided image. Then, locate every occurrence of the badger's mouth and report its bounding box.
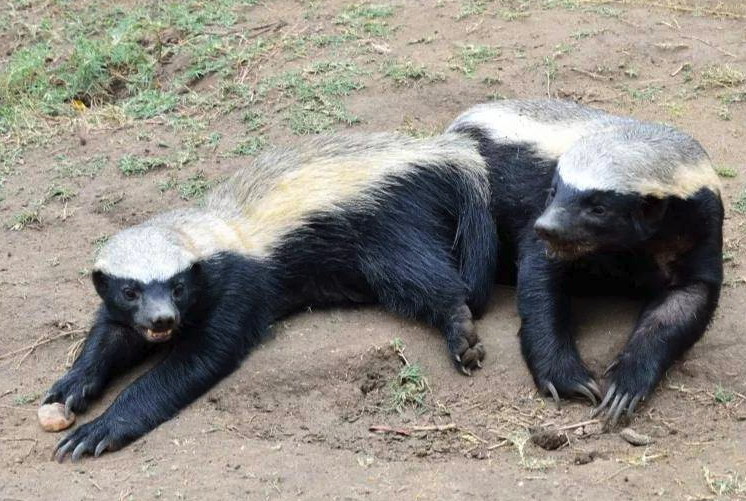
[135,326,174,343]
[145,328,173,342]
[544,240,597,261]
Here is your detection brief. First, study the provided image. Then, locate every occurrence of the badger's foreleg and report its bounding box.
[54,263,271,462]
[594,240,722,425]
[43,306,149,417]
[516,238,602,406]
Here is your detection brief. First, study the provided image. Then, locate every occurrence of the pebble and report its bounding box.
[37,403,75,432]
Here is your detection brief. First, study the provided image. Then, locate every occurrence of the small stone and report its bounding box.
[620,427,654,446]
[37,403,75,432]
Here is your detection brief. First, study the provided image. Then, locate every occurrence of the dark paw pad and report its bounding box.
[448,305,486,376]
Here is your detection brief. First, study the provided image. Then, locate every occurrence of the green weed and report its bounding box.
[382,60,444,86]
[229,136,267,156]
[450,44,499,77]
[118,154,168,176]
[713,384,735,404]
[714,165,737,178]
[700,65,745,89]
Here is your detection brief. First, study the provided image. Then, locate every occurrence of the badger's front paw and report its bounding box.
[54,413,131,462]
[592,353,658,426]
[42,370,104,418]
[447,305,486,376]
[529,350,601,407]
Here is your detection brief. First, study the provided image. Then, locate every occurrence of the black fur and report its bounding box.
[46,159,498,460]
[454,124,723,418]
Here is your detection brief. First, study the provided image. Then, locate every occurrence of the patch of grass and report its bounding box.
[335,3,395,38]
[386,338,430,414]
[46,185,77,203]
[624,67,639,78]
[92,235,109,255]
[96,193,125,213]
[733,189,746,214]
[382,60,444,86]
[386,362,429,414]
[397,116,437,138]
[626,85,662,103]
[229,136,267,156]
[450,44,499,77]
[700,65,745,89]
[713,384,735,404]
[118,154,168,176]
[498,8,531,21]
[54,154,108,179]
[714,165,737,178]
[178,171,215,200]
[124,90,179,119]
[261,61,364,134]
[457,0,488,20]
[13,392,40,405]
[571,28,604,40]
[242,110,265,132]
[703,467,746,497]
[8,206,42,231]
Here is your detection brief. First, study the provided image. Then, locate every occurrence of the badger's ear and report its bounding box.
[637,196,669,236]
[91,270,108,298]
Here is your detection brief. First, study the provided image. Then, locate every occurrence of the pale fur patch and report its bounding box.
[94,133,488,281]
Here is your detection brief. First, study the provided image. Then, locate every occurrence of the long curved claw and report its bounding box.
[545,382,561,409]
[627,395,642,419]
[586,380,603,401]
[71,442,88,463]
[54,441,74,463]
[574,383,598,406]
[609,394,630,427]
[604,360,619,377]
[591,383,617,418]
[94,439,111,458]
[64,395,75,419]
[459,365,472,377]
[42,391,57,405]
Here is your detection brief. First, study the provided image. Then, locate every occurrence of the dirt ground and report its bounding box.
[1,0,746,499]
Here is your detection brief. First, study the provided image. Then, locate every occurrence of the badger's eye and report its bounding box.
[122,287,139,301]
[590,205,606,216]
[172,283,185,299]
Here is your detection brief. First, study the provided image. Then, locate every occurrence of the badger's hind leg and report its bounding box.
[360,238,486,374]
[445,303,485,375]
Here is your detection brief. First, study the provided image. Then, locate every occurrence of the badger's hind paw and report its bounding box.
[448,305,486,376]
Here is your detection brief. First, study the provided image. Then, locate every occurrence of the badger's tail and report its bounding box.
[455,185,498,318]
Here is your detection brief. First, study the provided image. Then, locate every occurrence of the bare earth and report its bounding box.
[1,1,746,500]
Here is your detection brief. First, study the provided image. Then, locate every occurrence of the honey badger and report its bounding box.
[45,133,498,461]
[448,99,723,424]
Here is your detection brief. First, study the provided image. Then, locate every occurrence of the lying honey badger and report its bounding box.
[448,99,723,423]
[45,133,498,461]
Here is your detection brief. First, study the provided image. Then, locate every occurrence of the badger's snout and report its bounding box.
[136,296,180,342]
[534,206,569,243]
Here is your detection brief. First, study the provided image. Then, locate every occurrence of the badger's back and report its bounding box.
[167,133,487,259]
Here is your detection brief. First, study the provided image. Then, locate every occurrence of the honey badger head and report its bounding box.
[92,225,201,343]
[534,122,720,260]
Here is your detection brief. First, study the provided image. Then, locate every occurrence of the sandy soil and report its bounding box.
[1,1,745,499]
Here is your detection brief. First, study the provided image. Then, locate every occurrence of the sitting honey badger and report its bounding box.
[44,133,498,461]
[448,99,723,424]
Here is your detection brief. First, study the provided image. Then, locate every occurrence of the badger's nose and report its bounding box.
[151,316,175,332]
[534,213,562,241]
